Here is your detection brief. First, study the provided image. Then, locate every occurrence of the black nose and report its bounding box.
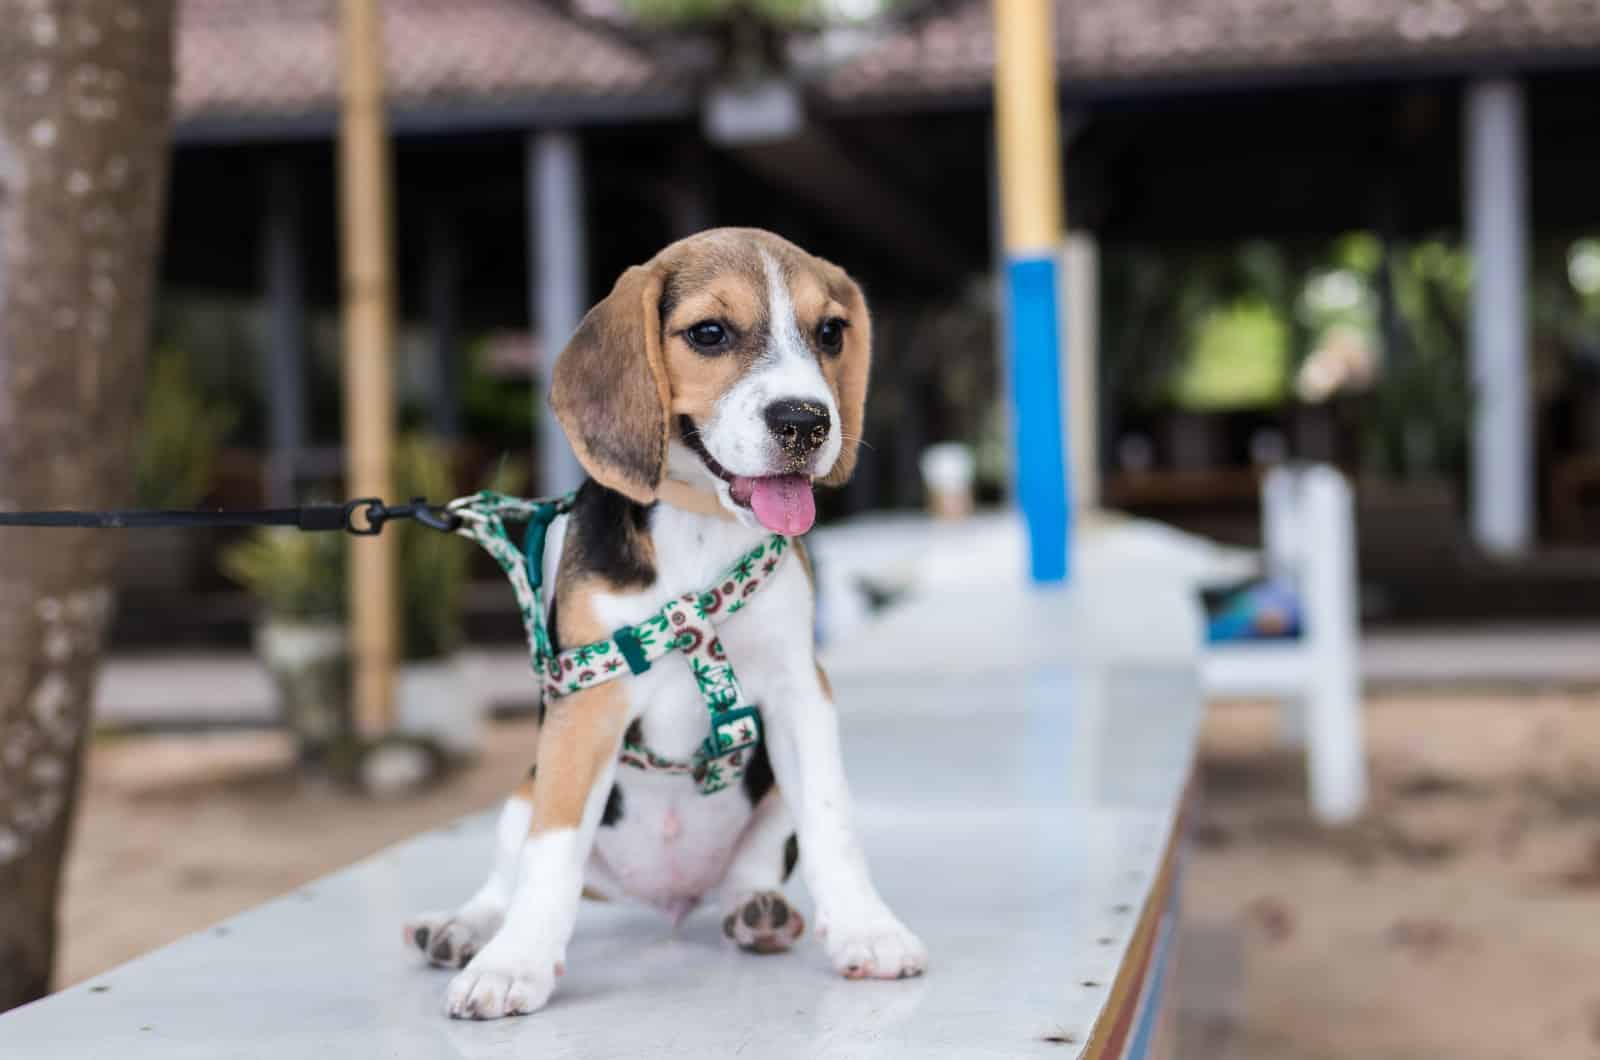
[764,399,831,456]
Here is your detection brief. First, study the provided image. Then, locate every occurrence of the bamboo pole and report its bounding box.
[993,0,1071,583]
[338,0,398,734]
[994,0,1063,256]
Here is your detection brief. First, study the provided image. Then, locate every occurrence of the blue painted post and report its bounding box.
[1006,257,1070,582]
[994,0,1070,583]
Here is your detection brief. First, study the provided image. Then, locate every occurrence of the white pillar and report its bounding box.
[1465,79,1533,554]
[529,130,587,495]
[1063,232,1099,512]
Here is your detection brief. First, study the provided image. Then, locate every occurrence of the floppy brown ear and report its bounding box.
[550,264,672,504]
[820,272,872,487]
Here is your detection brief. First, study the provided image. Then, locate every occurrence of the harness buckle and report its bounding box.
[702,706,762,760]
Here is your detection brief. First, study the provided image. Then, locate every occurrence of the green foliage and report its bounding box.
[1298,238,1380,344]
[394,436,466,661]
[150,296,266,440]
[1533,236,1600,378]
[1103,232,1473,480]
[1355,239,1473,482]
[1393,241,1471,368]
[461,371,538,439]
[1172,297,1289,410]
[1103,241,1301,413]
[394,437,526,660]
[135,347,238,507]
[1331,231,1383,276]
[1571,238,1600,304]
[220,529,347,623]
[1356,347,1471,482]
[223,441,525,646]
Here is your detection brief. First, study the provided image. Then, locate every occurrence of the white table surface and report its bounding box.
[5,572,1204,1059]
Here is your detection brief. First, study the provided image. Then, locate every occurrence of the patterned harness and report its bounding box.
[447,490,789,796]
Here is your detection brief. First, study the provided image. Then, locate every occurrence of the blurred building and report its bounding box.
[821,0,1600,619]
[142,0,1600,644]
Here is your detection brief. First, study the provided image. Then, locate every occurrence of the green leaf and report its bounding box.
[135,346,238,508]
[219,528,346,622]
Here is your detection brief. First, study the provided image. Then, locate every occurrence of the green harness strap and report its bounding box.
[448,490,788,796]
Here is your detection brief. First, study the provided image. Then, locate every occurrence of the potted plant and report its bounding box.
[221,528,352,765]
[126,346,237,591]
[389,435,477,757]
[1352,353,1470,573]
[1349,240,1473,573]
[389,437,525,759]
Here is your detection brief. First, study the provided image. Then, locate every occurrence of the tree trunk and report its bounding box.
[0,0,174,1011]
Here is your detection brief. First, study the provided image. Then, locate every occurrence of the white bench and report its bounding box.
[1201,465,1367,823]
[4,574,1203,1059]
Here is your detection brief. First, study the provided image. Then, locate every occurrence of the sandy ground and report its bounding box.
[57,717,541,987]
[46,690,1600,1058]
[1185,690,1600,1060]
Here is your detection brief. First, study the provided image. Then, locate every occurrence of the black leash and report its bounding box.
[0,497,461,536]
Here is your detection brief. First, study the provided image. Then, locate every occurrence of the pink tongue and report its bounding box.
[746,475,816,536]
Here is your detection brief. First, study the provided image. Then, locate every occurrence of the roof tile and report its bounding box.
[826,0,1600,103]
[176,0,668,123]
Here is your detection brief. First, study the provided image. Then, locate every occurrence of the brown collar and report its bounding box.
[657,479,738,521]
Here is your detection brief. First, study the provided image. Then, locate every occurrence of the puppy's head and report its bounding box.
[551,228,870,536]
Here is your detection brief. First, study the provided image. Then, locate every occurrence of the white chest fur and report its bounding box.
[553,503,814,908]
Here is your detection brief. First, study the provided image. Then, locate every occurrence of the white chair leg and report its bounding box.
[1277,694,1308,749]
[1261,465,1301,578]
[1300,467,1366,823]
[1306,669,1365,823]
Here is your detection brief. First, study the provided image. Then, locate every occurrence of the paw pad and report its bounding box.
[404,912,496,969]
[723,891,805,955]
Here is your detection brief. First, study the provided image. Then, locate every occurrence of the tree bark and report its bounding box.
[0,0,174,1011]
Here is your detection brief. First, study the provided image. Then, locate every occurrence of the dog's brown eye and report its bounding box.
[685,320,728,352]
[817,317,847,355]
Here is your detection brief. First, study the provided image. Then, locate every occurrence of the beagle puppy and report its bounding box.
[404,228,927,1020]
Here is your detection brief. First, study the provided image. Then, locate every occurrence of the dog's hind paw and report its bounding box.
[722,890,805,955]
[404,907,502,969]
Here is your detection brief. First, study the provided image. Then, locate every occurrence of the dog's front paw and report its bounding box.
[445,946,563,1020]
[820,908,927,980]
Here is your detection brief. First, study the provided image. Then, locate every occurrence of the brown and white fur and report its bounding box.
[403,229,926,1020]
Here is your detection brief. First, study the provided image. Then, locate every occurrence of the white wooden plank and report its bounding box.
[4,663,1199,1059]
